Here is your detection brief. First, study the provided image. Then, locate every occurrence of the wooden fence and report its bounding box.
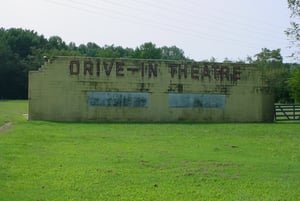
[274,104,300,121]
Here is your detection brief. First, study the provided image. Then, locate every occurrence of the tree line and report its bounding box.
[0,28,187,99]
[0,27,299,103]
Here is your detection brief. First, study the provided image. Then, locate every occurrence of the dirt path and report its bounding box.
[0,122,12,132]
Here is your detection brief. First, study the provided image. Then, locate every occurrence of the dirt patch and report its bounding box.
[181,160,240,179]
[0,122,12,132]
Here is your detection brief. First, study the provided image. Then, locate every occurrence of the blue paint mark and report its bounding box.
[87,92,148,107]
[168,93,225,108]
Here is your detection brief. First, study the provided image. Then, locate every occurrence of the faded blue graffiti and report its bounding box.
[168,93,225,108]
[87,92,148,107]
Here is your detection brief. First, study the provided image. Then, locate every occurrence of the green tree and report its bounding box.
[0,28,47,99]
[96,45,134,58]
[161,46,186,60]
[253,48,292,103]
[254,48,283,63]
[286,0,300,60]
[223,57,233,63]
[134,42,162,59]
[285,1,300,102]
[0,27,190,99]
[85,42,100,57]
[0,31,16,99]
[288,66,300,102]
[209,57,217,63]
[47,36,67,50]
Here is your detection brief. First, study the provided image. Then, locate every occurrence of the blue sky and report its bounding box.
[1,0,293,62]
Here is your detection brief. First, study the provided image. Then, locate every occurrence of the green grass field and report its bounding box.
[0,101,300,201]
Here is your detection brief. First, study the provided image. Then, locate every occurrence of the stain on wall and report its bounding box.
[168,93,225,108]
[87,92,148,107]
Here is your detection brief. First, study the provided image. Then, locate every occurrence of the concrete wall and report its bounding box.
[28,56,274,122]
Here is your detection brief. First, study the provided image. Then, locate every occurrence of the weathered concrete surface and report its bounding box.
[28,57,274,122]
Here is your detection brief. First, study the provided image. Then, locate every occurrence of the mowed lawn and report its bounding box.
[0,101,299,201]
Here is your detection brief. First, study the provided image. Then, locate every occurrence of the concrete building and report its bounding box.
[28,56,274,122]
